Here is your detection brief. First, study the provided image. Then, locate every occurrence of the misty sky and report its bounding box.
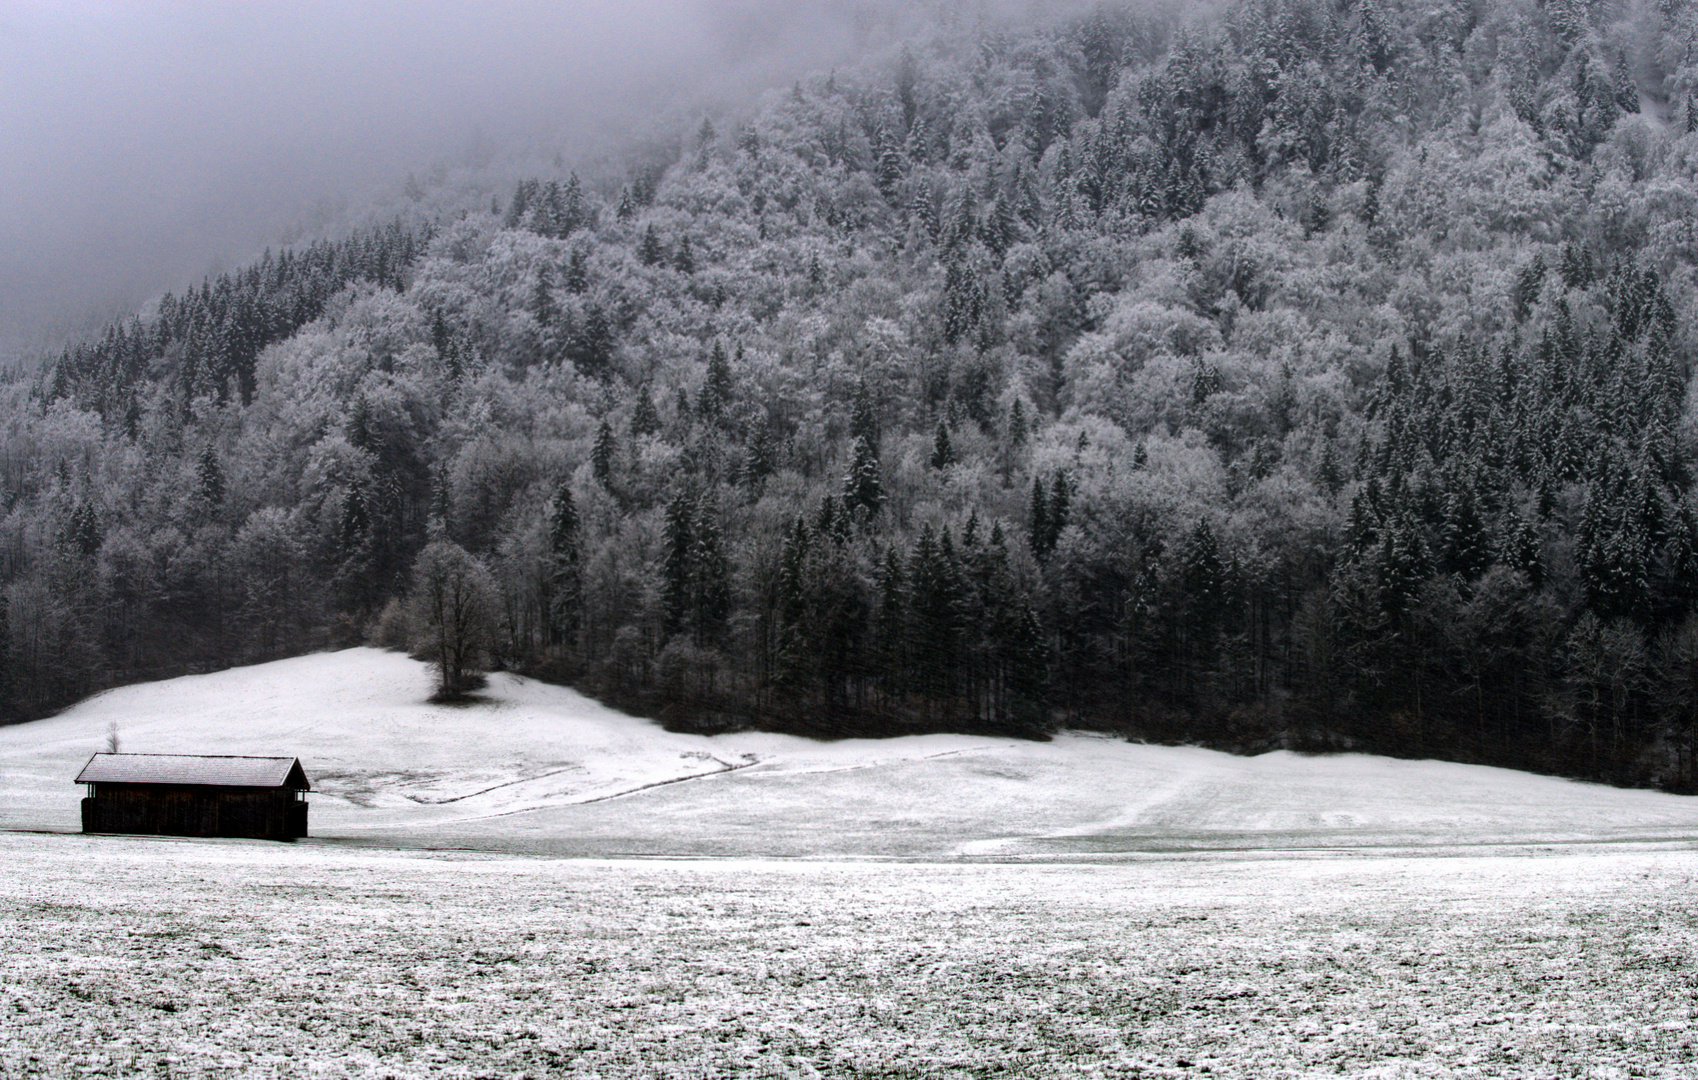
[0,0,889,361]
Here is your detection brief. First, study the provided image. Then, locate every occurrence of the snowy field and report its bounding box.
[2,832,1696,1078]
[6,648,1698,855]
[4,650,1698,1076]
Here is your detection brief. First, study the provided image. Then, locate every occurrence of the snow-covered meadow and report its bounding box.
[4,649,1698,1076]
[7,648,1698,855]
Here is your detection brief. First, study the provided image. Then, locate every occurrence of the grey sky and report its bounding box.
[0,0,887,361]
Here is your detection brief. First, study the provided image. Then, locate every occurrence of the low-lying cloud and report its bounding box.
[0,0,908,361]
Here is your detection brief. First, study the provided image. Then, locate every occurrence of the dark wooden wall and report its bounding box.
[82,785,307,840]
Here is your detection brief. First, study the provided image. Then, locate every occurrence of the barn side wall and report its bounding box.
[82,786,306,840]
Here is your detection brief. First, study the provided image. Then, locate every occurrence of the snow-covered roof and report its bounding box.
[75,753,310,790]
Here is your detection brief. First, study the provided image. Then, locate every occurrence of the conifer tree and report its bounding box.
[560,174,585,235]
[592,421,616,487]
[1029,476,1049,560]
[743,414,776,493]
[64,501,101,559]
[662,489,696,640]
[689,500,731,646]
[877,138,904,199]
[875,546,907,699]
[699,342,734,425]
[850,380,879,446]
[638,225,666,267]
[1440,485,1490,582]
[773,517,814,692]
[567,304,613,375]
[632,386,661,438]
[908,524,963,711]
[196,445,225,511]
[843,435,885,518]
[530,265,559,331]
[564,247,589,294]
[546,481,581,647]
[930,420,956,469]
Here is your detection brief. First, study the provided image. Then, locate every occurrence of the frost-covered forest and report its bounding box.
[12,0,1698,789]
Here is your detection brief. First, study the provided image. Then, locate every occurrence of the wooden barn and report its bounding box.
[76,753,310,840]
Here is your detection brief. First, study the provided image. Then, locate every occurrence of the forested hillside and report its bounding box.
[10,0,1698,789]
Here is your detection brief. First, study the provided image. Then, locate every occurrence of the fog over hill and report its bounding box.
[0,0,947,361]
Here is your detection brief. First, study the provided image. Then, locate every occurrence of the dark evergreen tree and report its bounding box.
[564,247,590,294]
[567,304,614,375]
[530,266,559,331]
[638,225,666,267]
[908,524,963,713]
[64,501,101,559]
[850,380,879,446]
[689,501,731,646]
[1029,476,1050,560]
[662,488,696,640]
[546,481,581,648]
[875,546,907,699]
[930,420,956,470]
[592,421,616,487]
[843,435,885,518]
[632,385,662,438]
[196,445,225,512]
[699,342,734,425]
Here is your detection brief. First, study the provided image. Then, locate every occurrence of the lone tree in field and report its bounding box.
[408,539,497,700]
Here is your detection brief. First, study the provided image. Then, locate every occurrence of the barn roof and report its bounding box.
[75,754,311,790]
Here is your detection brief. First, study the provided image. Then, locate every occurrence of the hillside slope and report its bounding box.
[9,0,1698,792]
[5,648,1696,856]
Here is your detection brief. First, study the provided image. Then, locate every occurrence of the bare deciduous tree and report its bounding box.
[408,539,497,700]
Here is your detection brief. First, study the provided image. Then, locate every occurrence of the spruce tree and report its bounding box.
[843,435,885,518]
[743,415,776,493]
[850,380,879,446]
[700,342,734,425]
[1029,476,1049,560]
[638,225,666,266]
[1048,470,1071,546]
[774,517,814,691]
[592,421,616,487]
[1008,398,1028,449]
[564,247,589,293]
[875,546,907,698]
[632,385,662,438]
[877,139,904,198]
[65,501,101,559]
[663,489,696,640]
[547,481,582,647]
[930,420,956,469]
[690,501,731,646]
[196,445,225,511]
[561,173,585,235]
[530,265,559,330]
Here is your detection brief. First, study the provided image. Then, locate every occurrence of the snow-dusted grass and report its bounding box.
[2,832,1696,1078]
[6,648,1698,856]
[6,652,1698,1075]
